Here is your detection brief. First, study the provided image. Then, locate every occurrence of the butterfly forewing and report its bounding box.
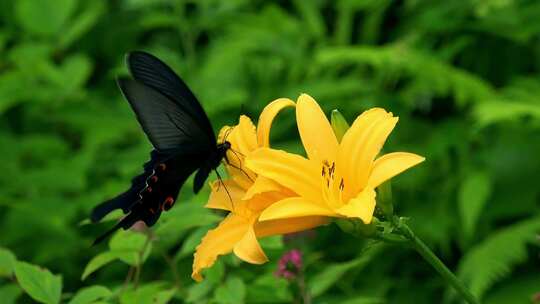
[117,78,213,153]
[126,51,215,144]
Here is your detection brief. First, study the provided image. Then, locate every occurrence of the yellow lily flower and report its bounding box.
[246,94,425,225]
[192,98,328,282]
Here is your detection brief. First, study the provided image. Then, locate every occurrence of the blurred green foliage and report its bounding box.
[1,0,540,303]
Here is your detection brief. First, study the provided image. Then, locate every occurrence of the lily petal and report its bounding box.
[230,115,258,155]
[243,176,284,201]
[339,109,398,195]
[336,188,376,224]
[259,197,335,221]
[255,216,328,237]
[245,190,288,212]
[367,152,425,188]
[246,148,322,203]
[233,225,268,264]
[337,108,388,199]
[192,214,250,281]
[225,115,258,190]
[352,115,398,189]
[296,94,338,164]
[206,180,245,211]
[257,98,295,147]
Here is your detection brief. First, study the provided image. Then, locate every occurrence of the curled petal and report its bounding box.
[367,152,425,188]
[192,214,250,282]
[259,197,335,221]
[229,115,257,155]
[257,98,295,147]
[255,216,328,237]
[246,148,321,203]
[233,225,268,264]
[296,94,338,164]
[336,188,376,224]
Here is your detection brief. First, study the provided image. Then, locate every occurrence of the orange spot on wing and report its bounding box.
[163,196,175,211]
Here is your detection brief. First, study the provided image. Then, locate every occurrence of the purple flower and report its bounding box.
[275,249,303,280]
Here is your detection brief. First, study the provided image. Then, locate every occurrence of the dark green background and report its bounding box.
[1,0,539,303]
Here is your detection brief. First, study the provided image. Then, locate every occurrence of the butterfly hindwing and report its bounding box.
[91,150,163,223]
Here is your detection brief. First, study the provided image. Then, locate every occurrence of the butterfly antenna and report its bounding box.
[214,169,234,211]
[222,126,234,143]
[239,103,246,117]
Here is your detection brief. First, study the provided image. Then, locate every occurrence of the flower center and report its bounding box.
[321,160,345,208]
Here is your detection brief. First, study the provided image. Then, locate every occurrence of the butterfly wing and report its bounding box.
[117,78,213,152]
[91,52,221,244]
[91,150,162,223]
[126,51,215,144]
[91,148,207,244]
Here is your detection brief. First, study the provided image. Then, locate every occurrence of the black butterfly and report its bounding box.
[90,51,231,244]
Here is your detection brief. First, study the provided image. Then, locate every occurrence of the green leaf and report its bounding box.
[0,247,17,277]
[214,276,246,304]
[109,230,152,266]
[81,252,118,280]
[14,261,62,304]
[186,261,225,302]
[68,286,112,304]
[154,203,222,237]
[119,283,175,304]
[59,54,93,91]
[15,0,77,36]
[459,170,492,241]
[176,227,211,259]
[484,274,540,304]
[474,100,540,126]
[456,216,540,300]
[59,1,105,49]
[339,296,385,304]
[186,280,214,303]
[0,71,29,113]
[0,284,22,304]
[310,259,363,297]
[258,235,283,250]
[246,273,292,303]
[309,245,381,297]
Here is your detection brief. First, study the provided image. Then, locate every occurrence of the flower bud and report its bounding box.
[331,109,349,142]
[377,181,393,217]
[336,218,376,237]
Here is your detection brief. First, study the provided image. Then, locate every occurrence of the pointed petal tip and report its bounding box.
[191,272,203,282]
[297,93,316,105]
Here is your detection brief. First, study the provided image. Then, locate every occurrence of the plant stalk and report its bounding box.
[393,218,480,304]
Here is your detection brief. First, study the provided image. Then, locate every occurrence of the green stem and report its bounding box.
[392,218,480,304]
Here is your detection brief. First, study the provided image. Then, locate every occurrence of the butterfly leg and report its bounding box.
[214,169,234,211]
